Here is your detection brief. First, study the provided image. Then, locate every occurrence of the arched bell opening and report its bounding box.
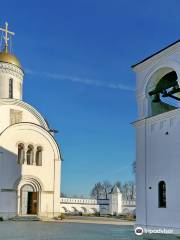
[146,67,180,116]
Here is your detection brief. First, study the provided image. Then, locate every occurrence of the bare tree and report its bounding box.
[91,180,136,200]
[61,192,67,197]
[122,182,129,200]
[72,194,78,198]
[102,181,112,199]
[122,181,136,200]
[90,182,104,199]
[127,181,136,200]
[132,160,136,175]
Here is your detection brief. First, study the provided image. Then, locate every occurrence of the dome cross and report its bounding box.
[0,22,15,52]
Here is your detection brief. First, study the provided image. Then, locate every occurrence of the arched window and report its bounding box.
[36,146,42,166]
[158,181,166,208]
[18,143,25,164]
[27,145,34,165]
[9,78,13,98]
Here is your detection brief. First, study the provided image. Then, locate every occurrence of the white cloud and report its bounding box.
[25,69,134,92]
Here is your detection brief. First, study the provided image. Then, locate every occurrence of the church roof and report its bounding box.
[131,39,180,69]
[0,23,22,69]
[0,51,22,68]
[109,185,121,194]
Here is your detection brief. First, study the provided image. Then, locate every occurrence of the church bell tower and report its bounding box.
[0,22,24,100]
[132,40,180,233]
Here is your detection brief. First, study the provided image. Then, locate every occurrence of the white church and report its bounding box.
[0,22,61,219]
[133,40,180,234]
[0,22,135,220]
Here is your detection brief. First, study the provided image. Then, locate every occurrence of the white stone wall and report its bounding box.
[60,197,135,215]
[0,90,61,219]
[133,41,180,232]
[0,99,49,132]
[60,198,99,214]
[122,200,136,214]
[0,122,61,219]
[135,111,180,229]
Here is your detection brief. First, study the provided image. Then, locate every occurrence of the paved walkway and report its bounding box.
[62,216,135,226]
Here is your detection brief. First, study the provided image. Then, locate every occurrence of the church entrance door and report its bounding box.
[27,192,38,214]
[21,185,38,215]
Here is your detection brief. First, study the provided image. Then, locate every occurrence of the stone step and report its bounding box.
[9,215,40,221]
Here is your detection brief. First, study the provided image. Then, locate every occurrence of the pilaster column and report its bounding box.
[24,144,28,164]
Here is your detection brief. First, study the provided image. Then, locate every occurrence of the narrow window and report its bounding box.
[18,143,25,164]
[9,78,13,98]
[27,145,34,165]
[158,181,166,208]
[36,146,42,166]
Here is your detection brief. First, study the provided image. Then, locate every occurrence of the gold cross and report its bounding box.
[0,22,15,52]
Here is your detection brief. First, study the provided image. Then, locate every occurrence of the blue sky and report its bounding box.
[1,0,180,196]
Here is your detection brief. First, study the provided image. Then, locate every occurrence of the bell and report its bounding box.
[171,85,180,94]
[152,94,160,103]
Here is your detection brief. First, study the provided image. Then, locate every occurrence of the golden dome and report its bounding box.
[0,51,21,68]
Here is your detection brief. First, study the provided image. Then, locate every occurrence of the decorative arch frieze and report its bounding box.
[0,62,24,80]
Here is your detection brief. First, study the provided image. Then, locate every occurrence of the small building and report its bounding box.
[108,185,122,215]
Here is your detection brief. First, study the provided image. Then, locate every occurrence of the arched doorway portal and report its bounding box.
[20,184,38,215]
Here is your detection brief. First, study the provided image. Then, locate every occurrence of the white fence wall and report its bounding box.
[60,197,136,215]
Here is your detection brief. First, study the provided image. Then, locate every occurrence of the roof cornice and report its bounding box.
[132,108,180,127]
[132,40,180,72]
